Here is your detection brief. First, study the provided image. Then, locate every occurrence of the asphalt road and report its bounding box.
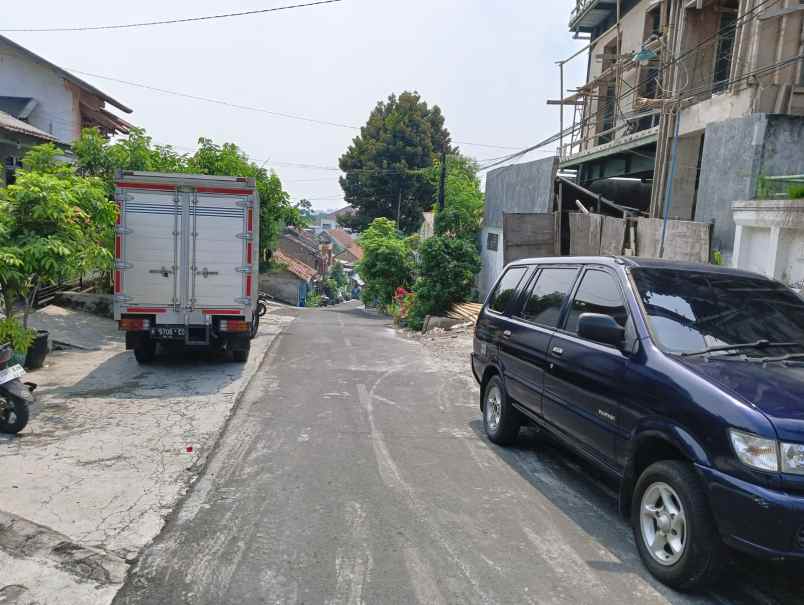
[115,302,804,605]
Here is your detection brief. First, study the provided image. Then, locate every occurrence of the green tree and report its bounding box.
[339,92,454,235]
[356,218,415,307]
[72,129,305,264]
[407,203,482,330]
[429,154,484,225]
[0,144,115,332]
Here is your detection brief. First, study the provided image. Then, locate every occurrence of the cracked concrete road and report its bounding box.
[0,306,295,605]
[114,302,804,605]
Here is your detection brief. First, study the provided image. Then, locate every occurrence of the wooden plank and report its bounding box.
[569,213,603,256]
[599,217,627,255]
[503,213,557,265]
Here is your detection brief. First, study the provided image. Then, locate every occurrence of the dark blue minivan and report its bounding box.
[471,257,804,590]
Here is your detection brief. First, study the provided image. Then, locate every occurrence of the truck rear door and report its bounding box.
[117,182,180,308]
[190,186,254,312]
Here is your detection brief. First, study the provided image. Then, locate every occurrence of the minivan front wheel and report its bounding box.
[632,461,724,590]
[482,376,520,445]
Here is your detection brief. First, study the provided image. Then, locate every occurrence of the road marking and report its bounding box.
[403,546,446,605]
[329,501,373,605]
[358,379,493,604]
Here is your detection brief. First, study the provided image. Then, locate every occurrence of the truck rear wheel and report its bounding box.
[134,339,157,364]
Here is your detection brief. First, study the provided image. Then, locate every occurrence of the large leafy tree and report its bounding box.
[339,92,454,235]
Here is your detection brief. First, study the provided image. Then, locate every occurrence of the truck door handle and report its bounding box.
[199,267,219,278]
[149,266,173,278]
[551,346,564,357]
[503,330,512,339]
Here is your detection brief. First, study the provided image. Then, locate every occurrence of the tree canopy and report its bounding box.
[356,218,415,307]
[73,128,307,259]
[338,92,454,235]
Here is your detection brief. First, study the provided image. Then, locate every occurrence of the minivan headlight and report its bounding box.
[781,443,804,475]
[729,429,779,472]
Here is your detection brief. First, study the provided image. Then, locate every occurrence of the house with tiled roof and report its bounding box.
[325,228,363,265]
[259,249,320,307]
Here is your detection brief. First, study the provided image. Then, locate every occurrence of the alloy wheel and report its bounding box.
[640,481,687,566]
[485,385,502,433]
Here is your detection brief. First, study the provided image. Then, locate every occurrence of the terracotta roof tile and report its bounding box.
[273,250,318,281]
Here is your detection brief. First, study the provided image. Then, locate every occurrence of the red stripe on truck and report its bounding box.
[247,208,254,232]
[115,236,121,258]
[202,309,242,315]
[126,307,168,314]
[246,275,253,297]
[114,271,121,294]
[116,182,177,191]
[196,187,253,195]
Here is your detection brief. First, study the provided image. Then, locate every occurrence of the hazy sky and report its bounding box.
[5,1,587,211]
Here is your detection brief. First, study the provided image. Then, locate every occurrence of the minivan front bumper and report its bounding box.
[697,464,804,559]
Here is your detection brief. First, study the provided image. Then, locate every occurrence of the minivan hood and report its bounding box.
[677,356,804,442]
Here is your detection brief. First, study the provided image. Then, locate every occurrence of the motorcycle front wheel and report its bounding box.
[0,393,29,434]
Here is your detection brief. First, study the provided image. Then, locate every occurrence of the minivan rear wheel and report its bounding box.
[482,376,520,445]
[632,461,725,590]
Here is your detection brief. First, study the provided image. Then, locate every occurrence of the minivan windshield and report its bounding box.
[631,268,804,357]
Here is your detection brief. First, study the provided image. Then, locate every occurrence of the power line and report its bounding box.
[68,68,523,151]
[0,0,346,32]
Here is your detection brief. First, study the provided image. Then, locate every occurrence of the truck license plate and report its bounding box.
[155,327,186,340]
[0,364,25,386]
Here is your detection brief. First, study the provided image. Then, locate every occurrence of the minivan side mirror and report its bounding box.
[577,313,626,348]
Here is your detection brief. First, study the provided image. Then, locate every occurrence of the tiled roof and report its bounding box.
[326,228,364,261]
[0,109,57,142]
[273,249,318,281]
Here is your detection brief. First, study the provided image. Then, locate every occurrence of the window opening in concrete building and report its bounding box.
[712,6,738,94]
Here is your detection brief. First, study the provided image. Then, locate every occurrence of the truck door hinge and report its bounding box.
[115,261,133,271]
[236,266,254,274]
[115,226,133,235]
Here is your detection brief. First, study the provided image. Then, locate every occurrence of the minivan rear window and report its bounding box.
[488,267,527,314]
[632,268,804,355]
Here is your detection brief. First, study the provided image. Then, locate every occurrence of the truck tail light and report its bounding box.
[119,318,151,331]
[220,320,250,333]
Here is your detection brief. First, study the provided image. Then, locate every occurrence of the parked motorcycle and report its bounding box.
[0,342,34,434]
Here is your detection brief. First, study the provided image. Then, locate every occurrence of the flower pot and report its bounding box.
[24,330,50,370]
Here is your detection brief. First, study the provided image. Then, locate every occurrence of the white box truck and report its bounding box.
[113,171,260,363]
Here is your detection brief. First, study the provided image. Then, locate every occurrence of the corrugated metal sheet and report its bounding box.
[0,109,57,142]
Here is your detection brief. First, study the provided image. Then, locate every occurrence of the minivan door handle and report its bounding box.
[502,330,512,339]
[551,346,564,356]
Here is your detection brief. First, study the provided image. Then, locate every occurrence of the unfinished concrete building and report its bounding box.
[557,0,804,259]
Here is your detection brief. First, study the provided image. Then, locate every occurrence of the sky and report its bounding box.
[4,0,587,211]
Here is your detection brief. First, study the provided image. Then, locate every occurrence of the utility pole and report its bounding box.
[397,188,402,228]
[438,149,447,211]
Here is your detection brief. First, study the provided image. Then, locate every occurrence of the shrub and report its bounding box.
[789,184,804,200]
[357,218,415,308]
[0,318,35,354]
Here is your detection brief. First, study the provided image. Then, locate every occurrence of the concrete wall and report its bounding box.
[484,157,558,229]
[667,132,703,220]
[696,114,804,259]
[479,226,504,300]
[259,271,304,306]
[0,39,80,144]
[479,156,557,299]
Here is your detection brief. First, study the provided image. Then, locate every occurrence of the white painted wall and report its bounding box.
[733,201,804,286]
[0,40,80,144]
[479,226,505,300]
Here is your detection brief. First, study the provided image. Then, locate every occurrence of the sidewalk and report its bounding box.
[0,305,295,605]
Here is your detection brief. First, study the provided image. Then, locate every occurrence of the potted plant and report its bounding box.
[0,143,116,369]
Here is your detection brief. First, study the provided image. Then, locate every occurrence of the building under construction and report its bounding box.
[556,0,804,256]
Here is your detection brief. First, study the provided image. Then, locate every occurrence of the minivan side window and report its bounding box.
[487,267,528,314]
[565,270,628,334]
[520,268,579,327]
